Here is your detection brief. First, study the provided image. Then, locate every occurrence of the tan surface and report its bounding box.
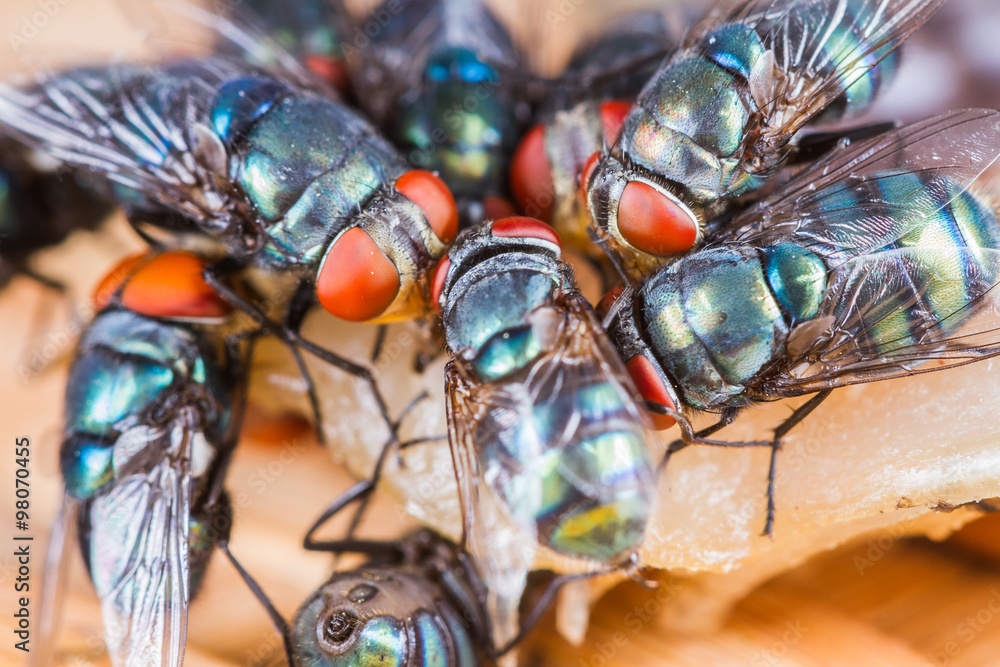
[4,0,1000,666]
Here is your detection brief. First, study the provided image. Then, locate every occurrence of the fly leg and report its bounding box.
[301,482,413,562]
[302,427,447,551]
[205,262,404,452]
[341,391,447,541]
[491,562,634,659]
[218,540,292,666]
[761,389,833,536]
[650,390,833,536]
[371,324,388,364]
[656,406,744,475]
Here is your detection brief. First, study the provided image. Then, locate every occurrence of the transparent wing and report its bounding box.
[30,494,77,667]
[85,417,196,667]
[730,109,1000,252]
[445,360,534,654]
[760,246,1000,394]
[714,109,1000,394]
[0,57,252,227]
[683,0,943,160]
[138,0,327,90]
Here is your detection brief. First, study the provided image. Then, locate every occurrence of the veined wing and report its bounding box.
[0,57,253,227]
[30,495,77,667]
[729,109,1000,256]
[445,359,534,654]
[85,416,197,667]
[718,110,1000,394]
[682,0,943,165]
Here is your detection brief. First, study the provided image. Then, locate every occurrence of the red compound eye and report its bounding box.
[317,227,400,322]
[304,55,350,94]
[618,181,698,256]
[625,354,677,430]
[429,255,451,316]
[491,216,562,248]
[579,151,601,204]
[595,285,625,320]
[599,100,632,143]
[396,170,458,244]
[94,251,232,319]
[510,123,554,220]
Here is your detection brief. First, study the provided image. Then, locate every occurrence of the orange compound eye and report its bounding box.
[595,285,625,320]
[317,227,400,322]
[625,354,677,430]
[579,151,600,204]
[93,251,232,319]
[429,255,451,316]
[510,123,554,220]
[617,181,698,256]
[93,253,144,311]
[599,100,632,143]
[396,169,458,244]
[491,216,562,248]
[304,55,350,94]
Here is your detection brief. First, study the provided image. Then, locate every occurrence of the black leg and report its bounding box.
[371,324,388,364]
[205,264,406,450]
[650,390,833,537]
[21,267,67,293]
[303,480,374,550]
[218,540,292,666]
[657,406,743,474]
[341,391,443,540]
[761,389,833,536]
[304,429,447,555]
[491,568,618,659]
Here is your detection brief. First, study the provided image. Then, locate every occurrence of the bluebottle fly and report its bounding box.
[427,217,657,647]
[290,527,490,667]
[42,249,256,666]
[600,108,1000,534]
[511,12,675,254]
[583,0,943,278]
[334,0,528,224]
[290,481,601,666]
[0,19,460,453]
[0,140,112,291]
[0,52,457,324]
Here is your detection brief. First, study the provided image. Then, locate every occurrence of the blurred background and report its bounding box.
[4,0,1000,665]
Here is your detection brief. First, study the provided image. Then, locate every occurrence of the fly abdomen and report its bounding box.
[793,2,902,124]
[228,83,408,264]
[61,310,231,499]
[475,366,654,563]
[820,172,1000,355]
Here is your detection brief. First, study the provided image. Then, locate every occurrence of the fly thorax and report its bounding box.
[441,252,560,381]
[290,569,478,667]
[641,247,789,409]
[226,87,411,268]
